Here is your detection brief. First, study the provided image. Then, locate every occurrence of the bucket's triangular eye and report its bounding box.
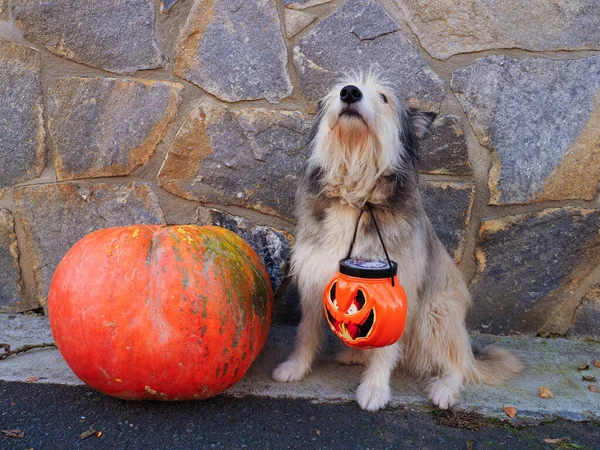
[329,282,337,301]
[347,289,366,315]
[355,290,365,309]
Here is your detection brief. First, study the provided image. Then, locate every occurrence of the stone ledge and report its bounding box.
[1,314,598,422]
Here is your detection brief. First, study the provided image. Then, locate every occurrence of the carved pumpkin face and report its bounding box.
[323,260,407,349]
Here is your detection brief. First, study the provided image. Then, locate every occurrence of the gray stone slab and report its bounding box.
[422,181,475,263]
[420,115,472,176]
[1,315,598,421]
[12,0,164,74]
[197,207,293,292]
[174,0,292,103]
[569,284,600,340]
[48,77,183,181]
[0,40,45,190]
[397,0,600,60]
[13,182,165,308]
[452,55,600,205]
[293,0,445,109]
[469,208,600,335]
[158,101,311,221]
[0,210,22,310]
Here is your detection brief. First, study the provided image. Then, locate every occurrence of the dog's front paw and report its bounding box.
[356,382,390,411]
[335,348,366,366]
[426,378,460,410]
[272,359,309,383]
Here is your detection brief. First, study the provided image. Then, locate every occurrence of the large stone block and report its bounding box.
[48,77,183,181]
[568,284,600,340]
[397,0,600,60]
[0,40,44,191]
[174,0,292,103]
[452,55,600,205]
[158,101,311,221]
[469,208,600,335]
[293,0,445,109]
[421,181,475,263]
[14,182,165,307]
[197,208,293,292]
[0,209,22,310]
[420,115,472,176]
[12,0,164,74]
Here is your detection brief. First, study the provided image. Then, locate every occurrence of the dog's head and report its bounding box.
[310,71,437,177]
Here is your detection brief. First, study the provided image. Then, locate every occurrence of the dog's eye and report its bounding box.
[380,93,388,103]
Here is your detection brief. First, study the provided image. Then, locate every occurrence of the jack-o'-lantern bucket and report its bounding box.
[322,204,408,349]
[323,259,407,349]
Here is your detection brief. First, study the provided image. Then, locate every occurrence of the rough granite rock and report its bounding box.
[293,0,445,109]
[285,9,318,38]
[397,0,600,60]
[420,115,472,176]
[161,0,179,13]
[568,284,600,340]
[48,77,183,181]
[284,0,332,9]
[469,208,600,335]
[452,55,600,205]
[158,101,311,221]
[0,0,5,14]
[12,0,164,74]
[197,208,293,292]
[0,40,45,191]
[0,209,22,310]
[174,0,292,103]
[13,182,165,307]
[421,181,475,263]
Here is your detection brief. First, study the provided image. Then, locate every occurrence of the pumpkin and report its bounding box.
[323,259,407,349]
[48,225,273,400]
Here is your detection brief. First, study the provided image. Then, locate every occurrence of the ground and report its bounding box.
[1,382,599,450]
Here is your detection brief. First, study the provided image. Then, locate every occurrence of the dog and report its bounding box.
[272,72,524,411]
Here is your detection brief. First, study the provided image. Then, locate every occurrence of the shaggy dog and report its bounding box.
[272,72,524,411]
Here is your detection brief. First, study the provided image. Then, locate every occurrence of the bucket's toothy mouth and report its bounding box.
[327,307,375,341]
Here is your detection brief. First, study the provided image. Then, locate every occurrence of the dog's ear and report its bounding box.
[408,108,437,139]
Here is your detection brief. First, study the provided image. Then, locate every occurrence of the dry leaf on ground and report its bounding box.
[543,438,564,444]
[577,364,590,371]
[79,429,98,440]
[26,376,37,383]
[539,386,554,398]
[595,360,600,368]
[502,405,517,418]
[589,385,600,393]
[1,429,24,438]
[582,375,597,382]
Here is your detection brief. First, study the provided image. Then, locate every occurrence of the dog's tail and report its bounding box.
[469,344,525,385]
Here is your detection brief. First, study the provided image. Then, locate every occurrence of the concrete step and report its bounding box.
[1,314,599,422]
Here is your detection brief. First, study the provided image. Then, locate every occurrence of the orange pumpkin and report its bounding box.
[323,259,407,349]
[48,225,273,400]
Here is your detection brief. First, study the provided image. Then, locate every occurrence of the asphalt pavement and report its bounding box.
[1,381,599,450]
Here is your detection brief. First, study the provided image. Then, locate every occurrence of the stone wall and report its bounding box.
[1,0,599,339]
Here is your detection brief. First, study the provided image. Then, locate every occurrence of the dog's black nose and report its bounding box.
[340,85,362,104]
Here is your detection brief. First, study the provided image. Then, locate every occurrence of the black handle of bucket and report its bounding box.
[345,203,395,286]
